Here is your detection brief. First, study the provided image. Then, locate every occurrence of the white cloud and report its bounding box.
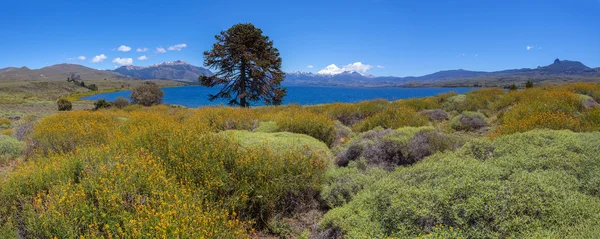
[317,62,373,75]
[526,46,533,51]
[66,57,75,61]
[112,57,133,66]
[307,65,314,68]
[77,56,86,60]
[376,65,385,69]
[91,54,107,63]
[168,43,187,51]
[136,47,149,52]
[118,45,132,52]
[138,55,148,60]
[157,47,166,53]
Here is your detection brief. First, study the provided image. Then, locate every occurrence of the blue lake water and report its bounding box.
[82,86,475,108]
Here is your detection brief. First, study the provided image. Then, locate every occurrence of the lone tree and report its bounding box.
[130,84,164,106]
[200,23,286,107]
[525,80,534,88]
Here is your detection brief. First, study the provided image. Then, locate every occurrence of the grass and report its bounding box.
[0,82,599,237]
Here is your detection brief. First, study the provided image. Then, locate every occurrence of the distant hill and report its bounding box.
[284,59,600,87]
[1,59,598,87]
[112,61,213,83]
[0,64,122,81]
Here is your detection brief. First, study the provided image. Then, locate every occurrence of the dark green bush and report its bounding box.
[112,96,130,109]
[93,99,111,110]
[130,84,164,106]
[56,98,72,111]
[320,130,600,238]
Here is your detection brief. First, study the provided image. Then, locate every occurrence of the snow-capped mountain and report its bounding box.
[112,60,213,83]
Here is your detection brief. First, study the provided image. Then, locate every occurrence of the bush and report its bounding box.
[13,119,36,141]
[0,135,24,164]
[420,109,448,121]
[185,107,259,132]
[31,111,119,154]
[0,118,10,128]
[492,90,583,136]
[335,127,460,168]
[4,108,329,237]
[441,94,465,112]
[56,98,72,111]
[353,106,429,132]
[130,84,164,106]
[93,99,112,110]
[309,99,389,126]
[266,108,335,146]
[320,130,600,238]
[320,165,387,208]
[450,111,487,131]
[112,96,130,108]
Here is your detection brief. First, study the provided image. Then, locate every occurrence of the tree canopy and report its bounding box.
[200,23,286,107]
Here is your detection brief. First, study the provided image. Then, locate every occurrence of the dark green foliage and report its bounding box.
[508,83,518,91]
[56,98,72,111]
[130,84,164,106]
[93,99,111,110]
[525,80,534,88]
[320,130,600,238]
[86,84,98,91]
[200,23,286,107]
[112,96,130,109]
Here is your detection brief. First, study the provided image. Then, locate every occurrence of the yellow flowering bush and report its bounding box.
[353,106,429,132]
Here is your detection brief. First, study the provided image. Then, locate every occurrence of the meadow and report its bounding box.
[1,82,600,238]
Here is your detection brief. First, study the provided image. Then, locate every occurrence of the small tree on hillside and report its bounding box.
[130,84,164,106]
[113,96,130,109]
[508,83,518,91]
[200,23,286,107]
[57,98,72,111]
[525,80,534,88]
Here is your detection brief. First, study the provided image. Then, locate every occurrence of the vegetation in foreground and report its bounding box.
[1,83,600,238]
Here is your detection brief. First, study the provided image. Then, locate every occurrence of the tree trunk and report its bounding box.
[240,60,248,108]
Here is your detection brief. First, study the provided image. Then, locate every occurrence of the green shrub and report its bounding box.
[93,99,112,110]
[335,127,462,168]
[441,94,465,112]
[253,121,279,133]
[185,107,260,131]
[0,118,10,128]
[112,96,130,109]
[268,108,335,146]
[353,106,429,132]
[321,163,387,208]
[420,109,448,121]
[56,98,72,111]
[0,135,25,165]
[450,111,487,131]
[130,84,164,106]
[320,130,600,238]
[146,130,327,226]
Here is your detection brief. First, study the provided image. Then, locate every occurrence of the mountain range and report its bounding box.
[284,59,600,87]
[1,59,598,87]
[112,60,213,83]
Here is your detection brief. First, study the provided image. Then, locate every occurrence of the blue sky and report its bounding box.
[1,0,599,77]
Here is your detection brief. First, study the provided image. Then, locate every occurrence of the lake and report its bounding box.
[82,86,475,107]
